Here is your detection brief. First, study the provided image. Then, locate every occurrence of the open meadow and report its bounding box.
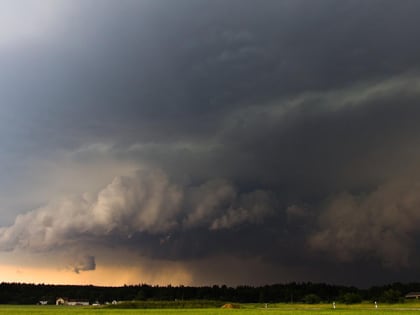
[2,303,420,315]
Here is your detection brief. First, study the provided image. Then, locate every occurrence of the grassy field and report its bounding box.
[1,303,420,315]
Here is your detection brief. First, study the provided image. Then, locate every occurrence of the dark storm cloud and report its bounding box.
[4,0,420,148]
[2,0,420,286]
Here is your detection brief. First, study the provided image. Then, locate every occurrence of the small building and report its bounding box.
[56,297,89,306]
[405,292,420,299]
[56,297,66,305]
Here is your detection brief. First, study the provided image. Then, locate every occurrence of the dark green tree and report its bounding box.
[380,289,402,303]
[340,292,362,304]
[303,293,321,304]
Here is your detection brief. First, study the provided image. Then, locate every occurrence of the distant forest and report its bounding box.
[0,282,419,305]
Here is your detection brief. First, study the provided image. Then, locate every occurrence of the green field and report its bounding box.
[2,303,420,315]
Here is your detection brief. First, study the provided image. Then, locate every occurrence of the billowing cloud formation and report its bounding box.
[310,177,420,268]
[0,168,275,256]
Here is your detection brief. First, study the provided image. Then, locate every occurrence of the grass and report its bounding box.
[1,303,420,315]
[107,300,226,308]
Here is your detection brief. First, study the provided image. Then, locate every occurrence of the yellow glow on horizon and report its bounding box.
[0,263,193,286]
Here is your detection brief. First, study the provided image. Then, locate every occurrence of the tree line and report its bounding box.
[0,282,417,305]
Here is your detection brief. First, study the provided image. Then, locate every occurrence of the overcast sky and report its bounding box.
[1,0,420,287]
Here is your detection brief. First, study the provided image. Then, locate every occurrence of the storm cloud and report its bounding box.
[1,0,420,286]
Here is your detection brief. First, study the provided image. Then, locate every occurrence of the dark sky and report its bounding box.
[1,0,420,287]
